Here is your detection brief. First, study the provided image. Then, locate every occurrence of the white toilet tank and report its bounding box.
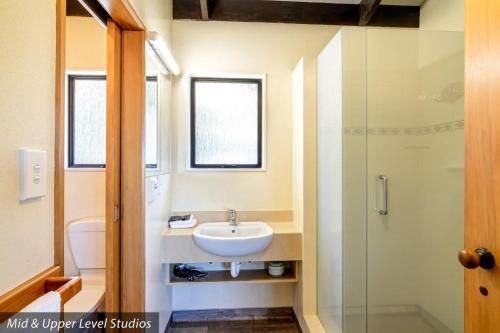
[68,217,105,269]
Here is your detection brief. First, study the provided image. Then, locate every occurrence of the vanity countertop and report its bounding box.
[161,222,302,263]
[162,222,301,237]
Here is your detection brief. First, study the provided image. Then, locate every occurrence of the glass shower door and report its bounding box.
[366,29,464,333]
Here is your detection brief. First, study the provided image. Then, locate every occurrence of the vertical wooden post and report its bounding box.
[54,0,66,272]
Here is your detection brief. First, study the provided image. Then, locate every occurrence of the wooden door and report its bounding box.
[120,30,146,313]
[462,0,500,331]
[106,19,122,313]
[103,1,146,314]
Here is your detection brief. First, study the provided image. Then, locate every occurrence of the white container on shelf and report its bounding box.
[268,262,285,277]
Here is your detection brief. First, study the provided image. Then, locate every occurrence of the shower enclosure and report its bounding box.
[317,27,464,333]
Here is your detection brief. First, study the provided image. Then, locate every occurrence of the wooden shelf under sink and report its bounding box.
[167,262,298,285]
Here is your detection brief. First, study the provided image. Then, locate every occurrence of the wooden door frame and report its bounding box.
[54,0,66,274]
[105,19,122,313]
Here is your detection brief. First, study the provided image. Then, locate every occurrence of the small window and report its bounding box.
[68,75,107,168]
[190,77,264,169]
[67,74,159,169]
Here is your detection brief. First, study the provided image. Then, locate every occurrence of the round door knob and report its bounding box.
[458,247,495,270]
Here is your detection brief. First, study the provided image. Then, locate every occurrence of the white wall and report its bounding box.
[171,21,339,311]
[172,284,295,310]
[66,17,107,70]
[145,174,172,330]
[64,17,107,276]
[420,0,464,32]
[0,0,56,295]
[171,21,338,212]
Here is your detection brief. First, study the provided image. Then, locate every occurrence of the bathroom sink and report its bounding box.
[193,222,273,257]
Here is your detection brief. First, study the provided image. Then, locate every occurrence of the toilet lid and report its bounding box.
[80,269,105,287]
[64,270,105,313]
[64,286,104,313]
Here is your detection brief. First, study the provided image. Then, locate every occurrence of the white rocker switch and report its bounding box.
[19,149,47,201]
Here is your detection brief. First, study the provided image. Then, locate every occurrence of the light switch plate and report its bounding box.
[19,149,47,201]
[148,176,161,203]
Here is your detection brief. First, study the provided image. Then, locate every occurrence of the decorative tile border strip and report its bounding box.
[344,120,464,136]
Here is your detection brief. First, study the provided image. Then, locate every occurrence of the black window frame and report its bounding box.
[67,74,107,169]
[146,75,159,169]
[190,77,263,169]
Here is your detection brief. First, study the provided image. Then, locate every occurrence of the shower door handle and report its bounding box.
[375,175,388,215]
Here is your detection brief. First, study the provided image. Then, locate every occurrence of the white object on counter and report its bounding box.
[20,291,61,313]
[169,216,198,229]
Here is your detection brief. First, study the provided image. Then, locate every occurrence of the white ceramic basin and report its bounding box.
[193,222,273,257]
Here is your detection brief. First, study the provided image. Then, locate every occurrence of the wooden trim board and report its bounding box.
[0,266,61,319]
[96,0,145,30]
[45,276,82,305]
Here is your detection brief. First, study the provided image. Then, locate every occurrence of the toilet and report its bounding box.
[65,217,105,313]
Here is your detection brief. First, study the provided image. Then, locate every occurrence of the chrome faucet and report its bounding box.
[228,209,237,226]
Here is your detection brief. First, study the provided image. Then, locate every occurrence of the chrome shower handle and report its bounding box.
[375,175,388,215]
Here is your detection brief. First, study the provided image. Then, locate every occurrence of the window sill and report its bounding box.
[64,168,106,172]
[185,167,267,172]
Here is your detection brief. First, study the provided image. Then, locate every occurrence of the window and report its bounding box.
[68,75,106,168]
[67,74,159,169]
[190,77,264,169]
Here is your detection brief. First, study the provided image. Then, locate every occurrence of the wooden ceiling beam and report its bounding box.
[200,0,209,20]
[359,0,381,25]
[173,0,420,28]
[369,5,420,27]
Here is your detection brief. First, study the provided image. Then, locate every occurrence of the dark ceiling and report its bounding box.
[66,0,91,17]
[67,0,420,28]
[66,0,109,26]
[172,0,420,27]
